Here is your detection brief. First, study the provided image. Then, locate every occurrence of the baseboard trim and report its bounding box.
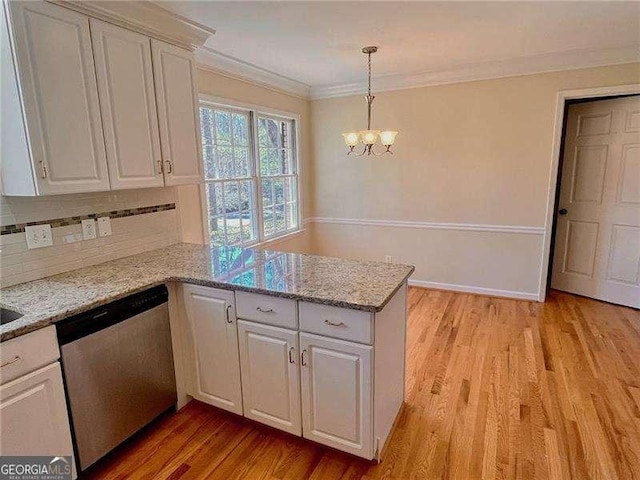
[308,217,544,235]
[408,279,540,301]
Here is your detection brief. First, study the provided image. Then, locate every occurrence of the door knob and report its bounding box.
[559,208,568,215]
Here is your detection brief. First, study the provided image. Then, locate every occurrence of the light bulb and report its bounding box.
[359,130,380,145]
[342,132,359,147]
[380,131,398,146]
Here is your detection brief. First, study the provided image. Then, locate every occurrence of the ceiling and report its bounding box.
[159,1,640,95]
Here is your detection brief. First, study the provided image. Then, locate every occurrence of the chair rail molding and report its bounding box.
[307,217,545,235]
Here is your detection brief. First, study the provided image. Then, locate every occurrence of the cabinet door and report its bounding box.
[0,362,74,463]
[90,19,164,190]
[7,1,109,194]
[183,285,243,415]
[300,333,373,459]
[151,40,203,186]
[237,320,301,435]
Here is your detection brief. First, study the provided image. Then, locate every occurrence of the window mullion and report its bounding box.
[250,110,264,243]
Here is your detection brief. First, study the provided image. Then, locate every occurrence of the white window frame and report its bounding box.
[198,94,303,248]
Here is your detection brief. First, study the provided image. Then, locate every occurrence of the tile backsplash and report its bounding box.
[0,188,182,287]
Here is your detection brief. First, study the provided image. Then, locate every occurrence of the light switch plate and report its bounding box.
[25,224,53,249]
[97,216,111,237]
[81,219,97,240]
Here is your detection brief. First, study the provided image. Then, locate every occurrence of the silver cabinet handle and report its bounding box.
[165,160,173,174]
[226,304,233,323]
[1,356,21,368]
[157,159,164,174]
[324,319,346,327]
[301,349,307,366]
[39,161,47,179]
[288,347,295,364]
[256,307,274,313]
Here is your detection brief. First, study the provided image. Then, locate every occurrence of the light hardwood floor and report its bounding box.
[86,288,640,480]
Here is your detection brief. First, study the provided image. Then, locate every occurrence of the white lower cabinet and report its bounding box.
[299,332,373,458]
[237,320,301,435]
[0,362,75,475]
[183,284,243,415]
[179,284,407,461]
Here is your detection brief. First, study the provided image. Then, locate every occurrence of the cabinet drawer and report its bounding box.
[1,326,60,384]
[299,302,373,345]
[236,291,298,329]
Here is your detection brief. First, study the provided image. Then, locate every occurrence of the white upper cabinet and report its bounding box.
[90,19,164,190]
[3,1,109,195]
[151,40,203,186]
[1,2,204,196]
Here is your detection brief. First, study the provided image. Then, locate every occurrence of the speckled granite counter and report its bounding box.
[0,243,414,341]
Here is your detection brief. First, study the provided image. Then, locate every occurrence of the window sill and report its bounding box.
[254,228,306,250]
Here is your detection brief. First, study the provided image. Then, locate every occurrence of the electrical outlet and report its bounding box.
[25,224,53,249]
[97,216,112,237]
[81,219,97,240]
[385,255,393,263]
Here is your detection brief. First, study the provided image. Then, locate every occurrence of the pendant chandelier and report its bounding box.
[342,46,398,156]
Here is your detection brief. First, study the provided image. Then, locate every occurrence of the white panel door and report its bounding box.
[237,320,301,435]
[7,1,109,194]
[300,332,373,459]
[151,40,203,186]
[0,362,74,464]
[183,285,243,415]
[552,96,640,308]
[91,19,164,190]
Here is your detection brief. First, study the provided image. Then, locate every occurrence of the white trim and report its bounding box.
[538,83,640,303]
[308,217,545,235]
[54,1,215,50]
[255,228,306,249]
[196,47,311,99]
[311,45,640,99]
[408,279,539,301]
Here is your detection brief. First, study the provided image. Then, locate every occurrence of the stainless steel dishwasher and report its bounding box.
[56,285,177,471]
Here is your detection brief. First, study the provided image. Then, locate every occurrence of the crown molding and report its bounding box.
[196,47,311,100]
[51,1,215,50]
[310,44,640,99]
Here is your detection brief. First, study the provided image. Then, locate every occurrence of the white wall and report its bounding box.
[310,62,640,299]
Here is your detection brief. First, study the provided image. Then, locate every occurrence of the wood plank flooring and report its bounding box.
[86,288,640,480]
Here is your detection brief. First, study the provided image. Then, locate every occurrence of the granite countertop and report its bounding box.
[0,243,414,341]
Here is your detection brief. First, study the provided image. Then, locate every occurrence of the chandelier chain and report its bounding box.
[368,51,372,97]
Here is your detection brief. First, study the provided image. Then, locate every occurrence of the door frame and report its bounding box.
[538,83,640,301]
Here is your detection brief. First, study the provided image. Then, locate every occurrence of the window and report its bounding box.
[200,103,300,247]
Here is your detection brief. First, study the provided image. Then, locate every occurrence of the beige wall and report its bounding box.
[310,63,640,298]
[178,68,314,253]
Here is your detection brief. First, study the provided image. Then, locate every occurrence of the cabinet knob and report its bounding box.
[256,307,274,313]
[301,349,307,366]
[157,160,164,174]
[165,160,173,174]
[225,304,233,323]
[559,208,568,215]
